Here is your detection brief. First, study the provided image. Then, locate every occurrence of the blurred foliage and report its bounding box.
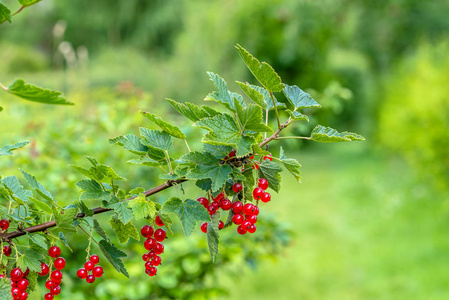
[379,42,449,191]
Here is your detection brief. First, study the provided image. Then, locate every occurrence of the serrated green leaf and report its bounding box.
[283,84,321,110]
[0,1,11,25]
[2,176,31,205]
[310,125,365,143]
[53,207,77,233]
[236,102,272,133]
[99,240,128,277]
[235,44,284,92]
[277,147,302,181]
[109,134,148,155]
[20,169,53,201]
[194,113,255,157]
[202,106,221,117]
[181,152,232,192]
[58,232,73,252]
[85,156,98,167]
[17,250,42,272]
[166,98,212,122]
[205,72,245,112]
[18,0,42,7]
[93,219,111,243]
[109,216,140,244]
[195,179,212,192]
[70,165,104,181]
[162,197,210,237]
[0,141,29,157]
[27,271,38,292]
[97,164,126,181]
[109,201,133,225]
[0,277,12,300]
[258,161,282,193]
[5,79,72,105]
[203,144,233,159]
[28,197,52,214]
[141,112,186,139]
[237,82,286,111]
[207,211,220,262]
[75,179,111,201]
[128,194,156,220]
[28,233,48,250]
[128,156,162,167]
[78,201,94,217]
[139,128,172,151]
[286,109,309,121]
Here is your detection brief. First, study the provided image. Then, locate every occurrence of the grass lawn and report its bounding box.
[225,144,449,300]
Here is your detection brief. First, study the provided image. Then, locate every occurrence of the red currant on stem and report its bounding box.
[237,225,247,235]
[10,268,23,281]
[220,199,232,210]
[48,246,61,258]
[197,197,209,208]
[154,242,164,254]
[3,245,11,256]
[54,257,66,270]
[201,222,208,233]
[44,293,54,300]
[243,203,256,215]
[0,219,9,230]
[229,149,236,158]
[218,220,224,230]
[93,266,103,278]
[51,270,63,282]
[152,255,162,266]
[50,285,61,296]
[258,178,269,190]
[45,280,55,289]
[84,261,94,271]
[86,274,95,284]
[253,187,264,200]
[77,269,87,279]
[144,238,157,251]
[140,225,154,238]
[17,278,29,291]
[155,215,165,226]
[90,254,100,264]
[232,201,243,214]
[232,183,242,193]
[232,214,243,225]
[261,192,271,203]
[154,228,166,242]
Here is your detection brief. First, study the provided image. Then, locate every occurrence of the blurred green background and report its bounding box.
[1,0,449,299]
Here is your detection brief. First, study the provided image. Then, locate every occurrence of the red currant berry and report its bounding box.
[19,291,28,300]
[208,203,218,215]
[242,220,252,230]
[52,278,62,286]
[253,187,264,200]
[229,150,236,158]
[246,215,257,224]
[224,155,229,160]
[146,266,157,276]
[0,219,9,230]
[54,257,66,270]
[86,274,95,283]
[77,269,87,279]
[144,238,157,251]
[237,225,247,235]
[232,214,244,225]
[218,220,224,230]
[253,206,260,216]
[84,261,94,271]
[93,266,103,278]
[44,293,54,300]
[232,201,243,214]
[263,154,273,161]
[45,280,55,289]
[11,280,17,288]
[220,199,232,210]
[243,203,256,215]
[90,254,100,265]
[252,162,259,170]
[48,246,61,258]
[145,261,153,270]
[10,268,23,281]
[140,225,154,238]
[155,215,165,226]
[232,183,242,193]
[154,228,166,242]
[212,192,224,203]
[197,197,209,208]
[261,192,271,203]
[154,242,164,254]
[3,245,11,256]
[50,285,61,296]
[258,178,269,190]
[152,256,161,266]
[142,253,149,261]
[51,270,62,282]
[17,278,29,291]
[200,222,208,233]
[11,287,20,297]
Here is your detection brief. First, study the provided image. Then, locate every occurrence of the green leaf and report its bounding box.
[0,141,29,157]
[109,216,140,244]
[204,72,245,112]
[161,197,210,237]
[141,112,186,139]
[258,161,282,193]
[181,151,232,192]
[18,0,42,7]
[236,102,272,133]
[78,200,94,217]
[28,233,48,250]
[99,240,128,278]
[203,144,232,159]
[0,277,12,300]
[235,44,284,92]
[58,232,73,252]
[53,207,77,233]
[157,213,174,235]
[28,197,52,214]
[0,0,11,25]
[278,147,302,181]
[194,113,255,157]
[93,219,111,243]
[109,200,133,225]
[109,134,148,155]
[237,82,286,111]
[69,165,104,181]
[5,79,72,105]
[166,98,212,122]
[286,110,309,121]
[310,125,365,143]
[27,271,38,292]
[75,180,111,201]
[128,156,162,167]
[283,84,321,110]
[97,164,126,181]
[20,169,53,201]
[207,211,220,262]
[128,194,156,220]
[17,249,42,272]
[2,176,31,204]
[139,128,172,151]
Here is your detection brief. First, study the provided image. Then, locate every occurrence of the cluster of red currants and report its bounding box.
[6,267,30,300]
[141,215,166,277]
[76,255,103,284]
[38,246,65,299]
[198,191,229,233]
